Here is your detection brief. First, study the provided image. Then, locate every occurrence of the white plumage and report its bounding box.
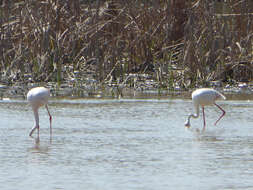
[185,88,226,132]
[27,87,52,137]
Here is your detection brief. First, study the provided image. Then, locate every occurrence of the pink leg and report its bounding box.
[49,116,52,135]
[45,105,52,135]
[214,103,226,125]
[202,106,206,132]
[37,125,40,137]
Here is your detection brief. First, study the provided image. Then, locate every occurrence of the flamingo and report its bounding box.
[27,87,52,137]
[185,88,226,132]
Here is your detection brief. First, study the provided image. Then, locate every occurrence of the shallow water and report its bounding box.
[1,98,253,190]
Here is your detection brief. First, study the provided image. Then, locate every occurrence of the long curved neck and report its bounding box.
[32,108,39,127]
[185,104,200,126]
[189,105,200,119]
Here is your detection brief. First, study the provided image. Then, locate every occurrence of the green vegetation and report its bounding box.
[1,0,253,90]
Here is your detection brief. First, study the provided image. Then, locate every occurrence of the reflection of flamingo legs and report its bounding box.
[27,87,52,137]
[185,88,226,132]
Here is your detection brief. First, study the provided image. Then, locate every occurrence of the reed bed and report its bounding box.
[1,0,253,91]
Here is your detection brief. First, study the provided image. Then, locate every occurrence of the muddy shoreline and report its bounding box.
[1,78,253,100]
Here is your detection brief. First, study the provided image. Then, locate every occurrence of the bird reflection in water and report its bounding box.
[28,135,52,154]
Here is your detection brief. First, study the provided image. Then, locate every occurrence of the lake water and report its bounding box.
[1,97,253,190]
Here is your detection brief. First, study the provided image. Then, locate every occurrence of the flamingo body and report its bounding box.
[185,88,226,132]
[192,88,226,106]
[27,87,50,107]
[27,87,52,137]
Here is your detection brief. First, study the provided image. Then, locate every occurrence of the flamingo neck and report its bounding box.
[185,104,200,126]
[32,108,39,127]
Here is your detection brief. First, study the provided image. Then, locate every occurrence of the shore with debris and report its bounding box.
[1,73,253,101]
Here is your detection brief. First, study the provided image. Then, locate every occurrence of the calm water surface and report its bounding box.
[1,97,253,190]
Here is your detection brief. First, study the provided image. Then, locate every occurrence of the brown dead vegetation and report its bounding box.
[1,0,253,89]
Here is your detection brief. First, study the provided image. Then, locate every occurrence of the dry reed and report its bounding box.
[0,0,253,89]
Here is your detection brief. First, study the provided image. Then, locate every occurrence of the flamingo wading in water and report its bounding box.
[27,87,52,137]
[185,88,226,132]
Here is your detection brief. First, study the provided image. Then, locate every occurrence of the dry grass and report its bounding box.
[1,0,253,89]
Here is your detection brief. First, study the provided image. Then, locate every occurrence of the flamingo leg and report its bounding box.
[214,103,226,125]
[202,106,206,132]
[45,104,52,135]
[37,125,40,137]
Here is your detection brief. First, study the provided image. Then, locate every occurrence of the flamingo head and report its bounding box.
[184,120,191,128]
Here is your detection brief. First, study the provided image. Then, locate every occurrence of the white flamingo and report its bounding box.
[27,87,52,137]
[185,88,226,132]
